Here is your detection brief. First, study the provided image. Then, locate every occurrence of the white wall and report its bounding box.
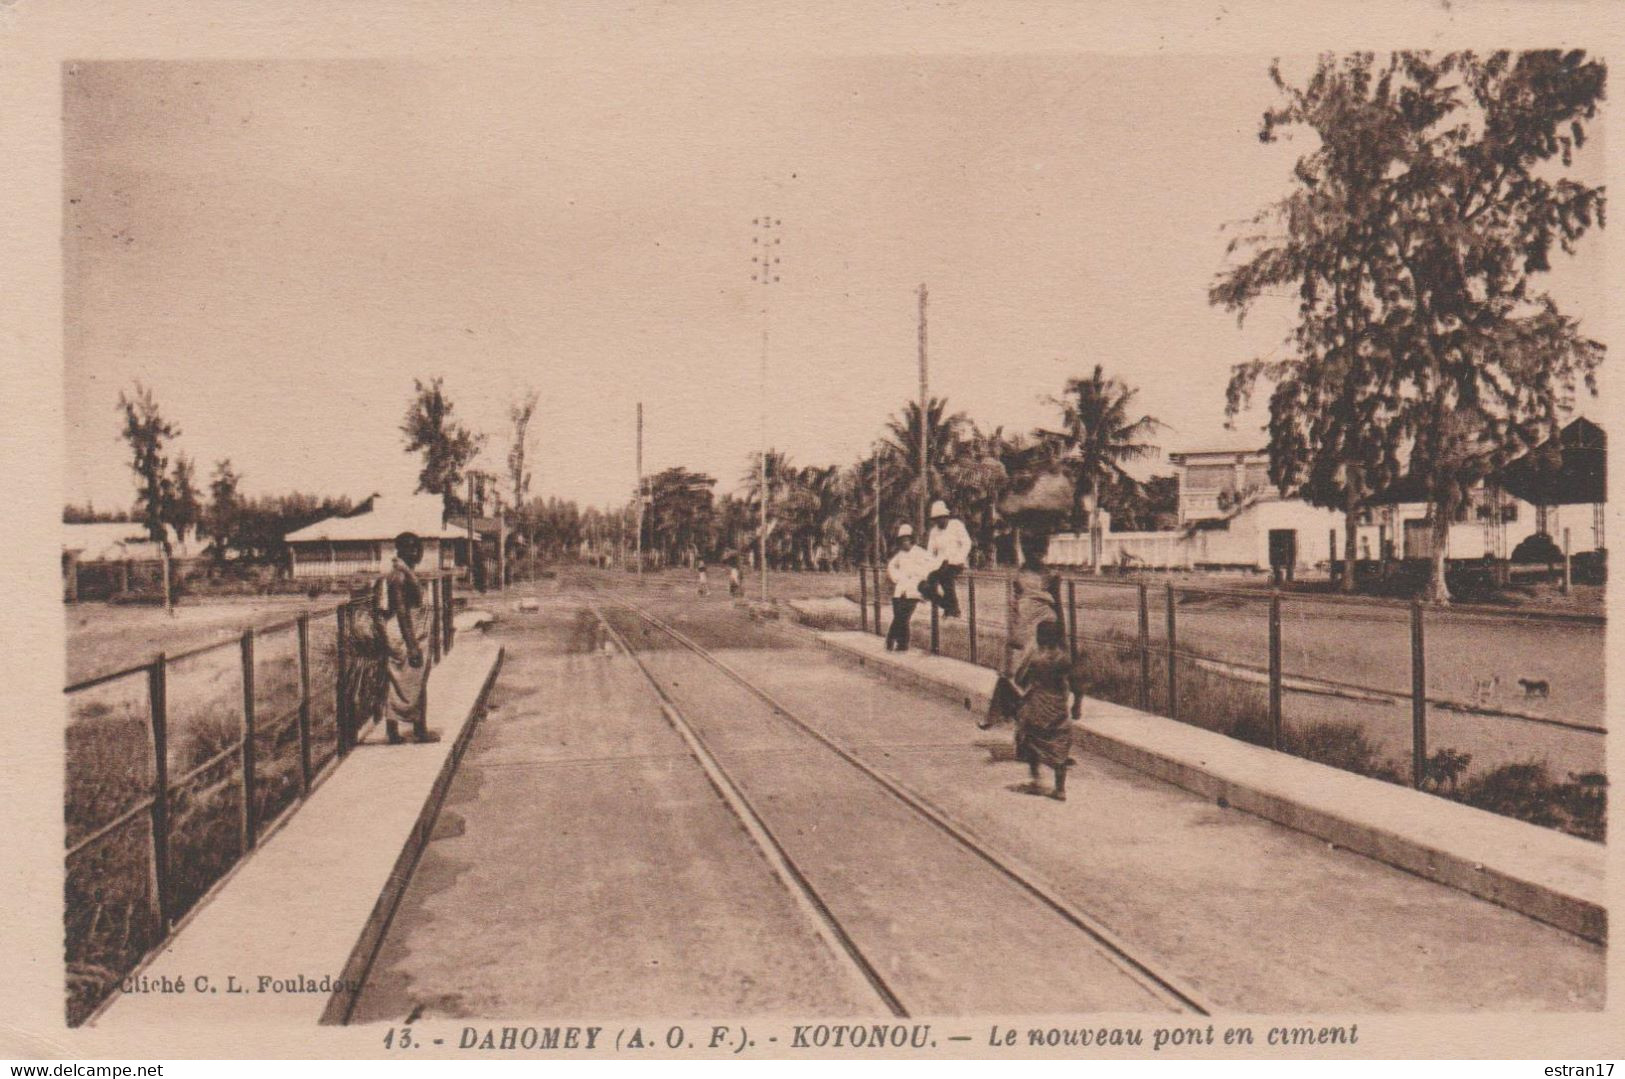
[1050,497,1380,571]
[290,538,447,578]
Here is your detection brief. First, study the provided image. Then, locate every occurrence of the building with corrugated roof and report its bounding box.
[283,495,465,579]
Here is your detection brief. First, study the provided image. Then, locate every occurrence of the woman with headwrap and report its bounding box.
[979,546,1063,729]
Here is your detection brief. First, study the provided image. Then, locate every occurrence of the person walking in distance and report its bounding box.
[696,558,709,596]
[371,531,440,744]
[919,500,972,618]
[885,523,934,652]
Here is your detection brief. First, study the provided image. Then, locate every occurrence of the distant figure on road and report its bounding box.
[1011,620,1082,801]
[370,531,440,744]
[728,558,743,597]
[885,523,934,652]
[696,558,709,595]
[919,500,972,618]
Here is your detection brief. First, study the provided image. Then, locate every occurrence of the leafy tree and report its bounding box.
[227,492,354,565]
[1212,53,1406,591]
[1215,51,1606,602]
[116,383,180,612]
[1037,365,1162,570]
[167,453,203,554]
[207,459,242,564]
[507,388,539,528]
[1108,474,1180,532]
[401,377,484,515]
[645,467,717,565]
[506,391,539,507]
[522,495,583,558]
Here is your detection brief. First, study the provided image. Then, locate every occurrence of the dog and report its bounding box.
[1517,677,1550,699]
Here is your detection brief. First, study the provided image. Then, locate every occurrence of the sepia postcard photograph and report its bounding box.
[2,0,1622,1064]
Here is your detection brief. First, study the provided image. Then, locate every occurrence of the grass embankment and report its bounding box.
[1073,632,1605,843]
[799,600,1605,844]
[65,635,341,1026]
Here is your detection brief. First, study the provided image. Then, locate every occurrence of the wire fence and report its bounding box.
[63,572,459,1027]
[849,566,1605,841]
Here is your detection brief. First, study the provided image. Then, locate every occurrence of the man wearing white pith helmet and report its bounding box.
[884,522,935,652]
[919,499,973,618]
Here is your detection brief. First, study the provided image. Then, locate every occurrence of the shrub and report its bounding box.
[1511,532,1563,565]
[1455,762,1606,842]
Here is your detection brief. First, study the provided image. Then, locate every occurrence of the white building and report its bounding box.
[1046,421,1605,573]
[283,495,464,579]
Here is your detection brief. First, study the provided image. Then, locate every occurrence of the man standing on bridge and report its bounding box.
[885,523,934,652]
[918,500,972,618]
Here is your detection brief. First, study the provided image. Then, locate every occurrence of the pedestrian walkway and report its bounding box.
[809,628,1605,944]
[92,637,504,1029]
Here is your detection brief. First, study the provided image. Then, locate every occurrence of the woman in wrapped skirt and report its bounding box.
[1013,619,1083,801]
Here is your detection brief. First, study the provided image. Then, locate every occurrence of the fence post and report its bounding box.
[1066,580,1078,664]
[1410,599,1426,789]
[1165,585,1178,721]
[859,567,869,633]
[967,575,978,666]
[443,576,455,655]
[336,605,353,757]
[1137,583,1150,712]
[872,566,883,638]
[147,654,171,931]
[428,576,441,667]
[296,615,312,797]
[1268,593,1282,751]
[1562,527,1572,595]
[239,630,258,852]
[930,597,940,654]
[1004,575,1017,675]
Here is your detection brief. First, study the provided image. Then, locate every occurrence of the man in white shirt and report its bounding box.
[920,500,973,618]
[884,523,935,652]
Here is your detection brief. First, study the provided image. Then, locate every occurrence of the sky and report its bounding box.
[64,54,1608,513]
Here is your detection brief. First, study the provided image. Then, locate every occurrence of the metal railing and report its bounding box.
[855,565,1605,794]
[64,572,457,1026]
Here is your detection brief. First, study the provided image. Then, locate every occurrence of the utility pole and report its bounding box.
[751,215,782,602]
[872,451,882,566]
[635,401,644,583]
[495,490,505,591]
[917,283,929,536]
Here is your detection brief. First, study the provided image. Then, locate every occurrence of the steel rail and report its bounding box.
[586,603,909,1018]
[603,591,1213,1016]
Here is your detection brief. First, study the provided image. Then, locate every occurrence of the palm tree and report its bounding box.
[794,463,846,569]
[1038,365,1163,572]
[741,450,807,568]
[883,397,972,528]
[939,424,1012,566]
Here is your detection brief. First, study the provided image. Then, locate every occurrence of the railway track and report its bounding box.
[588,588,1214,1018]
